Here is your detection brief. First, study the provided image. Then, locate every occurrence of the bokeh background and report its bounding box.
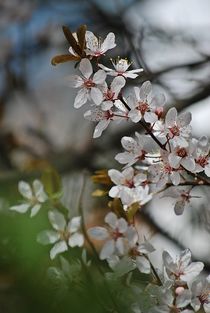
[1,0,210,312]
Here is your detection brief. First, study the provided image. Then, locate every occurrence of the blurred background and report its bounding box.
[1,0,210,312]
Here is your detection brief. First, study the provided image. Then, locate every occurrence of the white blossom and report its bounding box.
[99,57,143,79]
[68,58,106,108]
[164,107,192,147]
[162,249,204,284]
[85,31,116,57]
[193,137,210,177]
[88,212,130,260]
[37,210,84,259]
[128,81,165,123]
[168,142,196,172]
[190,275,210,312]
[10,180,48,217]
[115,133,157,167]
[161,187,193,215]
[101,76,126,110]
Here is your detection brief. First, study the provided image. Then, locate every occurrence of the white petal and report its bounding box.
[138,241,155,254]
[117,218,128,233]
[68,216,81,233]
[109,186,121,198]
[110,76,126,96]
[165,107,177,127]
[128,109,141,123]
[93,120,110,138]
[10,203,30,213]
[101,32,116,52]
[139,81,152,101]
[181,158,195,171]
[121,136,137,152]
[37,230,59,245]
[50,240,68,259]
[174,201,185,215]
[168,154,181,168]
[176,290,191,308]
[136,256,151,273]
[79,58,92,78]
[144,112,157,124]
[116,237,125,255]
[33,179,47,202]
[177,111,192,128]
[93,70,106,84]
[30,203,41,217]
[68,75,83,88]
[18,181,32,199]
[48,210,66,231]
[181,262,204,281]
[68,232,84,247]
[90,87,103,105]
[74,88,88,108]
[87,226,109,240]
[105,212,118,228]
[100,239,115,260]
[170,172,180,185]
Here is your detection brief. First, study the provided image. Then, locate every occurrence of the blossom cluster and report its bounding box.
[8,26,210,313]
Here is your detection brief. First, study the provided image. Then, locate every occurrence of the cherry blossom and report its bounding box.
[150,288,192,313]
[148,150,182,187]
[190,275,210,312]
[168,142,196,172]
[162,249,204,284]
[128,81,165,123]
[10,180,48,217]
[87,212,131,260]
[99,57,143,78]
[101,76,126,110]
[84,100,128,138]
[85,31,116,57]
[161,187,193,215]
[193,137,210,177]
[164,107,192,147]
[115,133,157,167]
[37,210,84,259]
[68,58,106,107]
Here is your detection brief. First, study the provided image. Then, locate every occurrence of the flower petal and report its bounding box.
[18,181,32,199]
[37,230,59,245]
[68,216,81,233]
[90,87,103,105]
[30,203,41,217]
[48,210,66,231]
[79,58,92,78]
[74,88,88,108]
[100,239,115,260]
[136,256,151,273]
[68,232,84,247]
[50,240,68,259]
[87,226,109,240]
[10,203,30,213]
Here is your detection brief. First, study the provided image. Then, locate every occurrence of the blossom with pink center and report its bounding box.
[163,249,204,284]
[99,57,143,79]
[148,150,182,188]
[168,142,196,172]
[115,132,158,167]
[108,167,152,209]
[190,275,210,313]
[128,81,165,123]
[192,137,210,177]
[84,100,128,138]
[164,107,192,147]
[85,31,116,57]
[161,187,194,215]
[87,212,131,260]
[68,58,106,108]
[101,76,126,110]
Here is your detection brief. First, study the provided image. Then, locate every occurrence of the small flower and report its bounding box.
[164,107,192,147]
[148,150,182,188]
[37,210,84,259]
[162,249,204,284]
[101,76,126,110]
[85,31,116,57]
[190,275,210,312]
[193,137,210,177]
[10,180,48,217]
[161,187,193,215]
[99,57,143,79]
[128,81,165,123]
[168,142,196,172]
[68,58,106,108]
[115,132,156,167]
[84,101,128,138]
[88,212,130,260]
[150,288,192,313]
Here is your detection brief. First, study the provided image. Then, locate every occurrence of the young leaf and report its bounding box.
[62,26,82,56]
[51,54,80,66]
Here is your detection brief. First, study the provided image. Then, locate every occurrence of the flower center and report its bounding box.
[104,89,115,101]
[199,291,210,304]
[124,179,135,188]
[169,125,180,137]
[137,102,149,115]
[112,228,123,241]
[196,156,209,168]
[59,229,70,241]
[164,164,173,173]
[84,79,95,89]
[176,147,187,158]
